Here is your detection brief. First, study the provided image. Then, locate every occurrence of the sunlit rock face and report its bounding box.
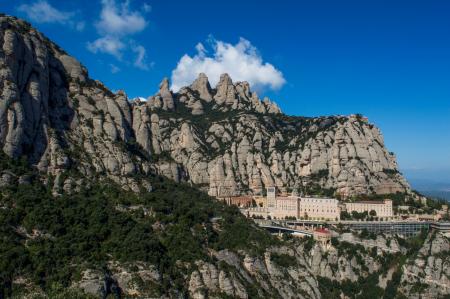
[0,15,409,196]
[3,14,448,299]
[135,72,409,197]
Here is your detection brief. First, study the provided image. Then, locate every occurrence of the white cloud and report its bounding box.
[95,0,147,36]
[75,21,85,31]
[110,64,120,74]
[17,0,84,30]
[142,3,152,13]
[133,45,150,70]
[195,42,206,55]
[87,36,125,59]
[18,0,72,23]
[171,38,286,91]
[87,0,151,71]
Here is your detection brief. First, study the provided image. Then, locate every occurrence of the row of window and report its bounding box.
[273,208,339,213]
[302,199,337,203]
[275,209,339,214]
[348,208,392,213]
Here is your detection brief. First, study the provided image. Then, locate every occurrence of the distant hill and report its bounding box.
[420,190,450,202]
[408,178,450,201]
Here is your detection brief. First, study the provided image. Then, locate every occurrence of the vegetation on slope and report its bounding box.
[0,153,277,297]
[316,230,430,299]
[0,150,446,298]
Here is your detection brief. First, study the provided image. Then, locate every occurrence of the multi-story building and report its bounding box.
[299,197,340,221]
[272,196,300,219]
[246,187,340,220]
[267,186,277,208]
[344,200,393,218]
[253,196,266,208]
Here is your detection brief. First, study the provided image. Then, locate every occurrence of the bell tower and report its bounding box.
[267,186,276,208]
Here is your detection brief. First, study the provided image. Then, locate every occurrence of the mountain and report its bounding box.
[407,178,450,201]
[0,15,409,198]
[420,190,450,202]
[1,14,448,299]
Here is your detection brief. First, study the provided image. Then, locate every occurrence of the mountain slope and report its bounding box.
[0,151,319,298]
[0,14,448,299]
[0,14,408,197]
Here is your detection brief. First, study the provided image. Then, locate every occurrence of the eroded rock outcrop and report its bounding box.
[0,15,409,197]
[398,233,450,298]
[129,72,409,197]
[186,248,321,299]
[0,16,153,194]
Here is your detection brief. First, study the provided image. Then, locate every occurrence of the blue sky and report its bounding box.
[1,0,450,185]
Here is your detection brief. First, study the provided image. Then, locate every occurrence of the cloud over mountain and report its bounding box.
[87,0,151,71]
[95,0,147,36]
[171,37,286,91]
[17,0,84,31]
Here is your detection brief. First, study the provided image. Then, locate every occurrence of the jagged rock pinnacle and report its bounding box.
[159,78,174,110]
[190,73,212,102]
[214,73,234,105]
[0,14,410,196]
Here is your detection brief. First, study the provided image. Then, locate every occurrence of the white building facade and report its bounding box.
[247,187,342,220]
[272,197,300,219]
[299,197,340,221]
[344,200,393,218]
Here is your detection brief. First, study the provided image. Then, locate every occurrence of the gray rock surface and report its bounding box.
[398,233,450,298]
[0,15,410,196]
[1,14,447,299]
[186,248,322,299]
[190,73,213,102]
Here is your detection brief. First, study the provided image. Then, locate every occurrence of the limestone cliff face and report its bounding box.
[72,247,322,299]
[299,232,450,298]
[70,231,449,298]
[0,15,409,196]
[0,15,153,195]
[143,99,408,197]
[307,233,404,282]
[399,233,450,298]
[186,248,321,299]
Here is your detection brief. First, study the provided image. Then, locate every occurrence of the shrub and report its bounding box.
[270,253,297,268]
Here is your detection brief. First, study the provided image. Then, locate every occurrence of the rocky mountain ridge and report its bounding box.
[0,14,409,197]
[63,227,450,298]
[0,14,448,299]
